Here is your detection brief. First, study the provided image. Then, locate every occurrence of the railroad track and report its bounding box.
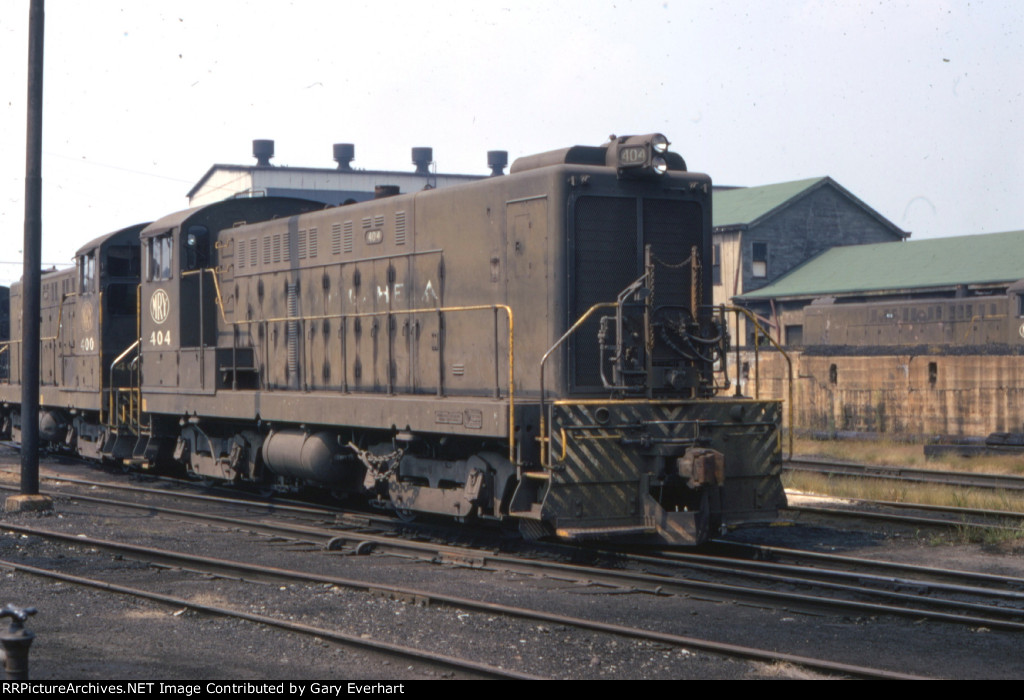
[0,459,927,678]
[783,455,1024,533]
[0,552,535,680]
[0,520,923,681]
[786,497,1024,531]
[707,540,1024,592]
[7,461,1024,633]
[4,449,1023,677]
[786,456,1024,492]
[0,480,1011,673]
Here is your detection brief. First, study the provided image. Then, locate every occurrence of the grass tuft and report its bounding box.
[792,437,1024,476]
[782,471,1024,514]
[950,521,1024,550]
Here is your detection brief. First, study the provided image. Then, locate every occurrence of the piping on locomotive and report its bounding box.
[0,134,787,545]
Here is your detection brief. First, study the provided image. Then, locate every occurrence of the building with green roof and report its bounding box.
[710,176,906,345]
[729,229,1024,439]
[736,229,1024,346]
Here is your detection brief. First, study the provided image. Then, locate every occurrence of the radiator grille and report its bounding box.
[644,198,702,311]
[572,196,637,387]
[571,196,704,389]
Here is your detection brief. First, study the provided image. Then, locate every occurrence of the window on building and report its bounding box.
[785,324,803,346]
[712,244,721,286]
[746,326,772,348]
[147,234,173,281]
[752,242,767,278]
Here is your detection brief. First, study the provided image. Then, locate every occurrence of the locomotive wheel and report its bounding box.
[394,507,418,523]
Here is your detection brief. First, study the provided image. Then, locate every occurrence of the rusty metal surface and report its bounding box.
[802,293,1024,351]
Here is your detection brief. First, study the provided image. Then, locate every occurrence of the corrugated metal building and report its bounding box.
[188,140,499,207]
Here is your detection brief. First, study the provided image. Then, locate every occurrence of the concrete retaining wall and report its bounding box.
[738,351,1024,438]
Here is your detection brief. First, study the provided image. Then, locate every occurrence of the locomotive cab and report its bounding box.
[132,197,326,471]
[0,224,146,457]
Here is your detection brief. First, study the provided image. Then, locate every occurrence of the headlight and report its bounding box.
[609,134,675,178]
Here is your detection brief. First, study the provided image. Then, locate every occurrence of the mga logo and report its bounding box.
[80,301,94,331]
[150,289,170,325]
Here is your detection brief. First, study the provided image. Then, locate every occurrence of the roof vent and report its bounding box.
[487,150,508,177]
[333,143,355,171]
[411,147,433,175]
[252,139,275,168]
[374,185,400,199]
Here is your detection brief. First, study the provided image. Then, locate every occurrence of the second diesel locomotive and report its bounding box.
[0,134,786,545]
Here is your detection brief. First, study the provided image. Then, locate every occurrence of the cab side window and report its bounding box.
[148,234,173,281]
[79,251,96,294]
[183,225,209,272]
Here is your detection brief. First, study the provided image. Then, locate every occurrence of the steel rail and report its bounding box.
[0,556,540,680]
[0,522,927,681]
[707,540,1024,590]
[621,550,1024,612]
[6,462,1024,621]
[10,456,1024,632]
[786,457,1024,492]
[7,476,1024,633]
[787,502,1024,529]
[16,457,1024,608]
[6,454,1024,600]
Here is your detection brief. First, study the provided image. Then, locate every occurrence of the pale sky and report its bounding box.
[1,0,1021,285]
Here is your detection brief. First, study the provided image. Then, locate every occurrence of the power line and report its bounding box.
[0,260,65,266]
[45,151,194,184]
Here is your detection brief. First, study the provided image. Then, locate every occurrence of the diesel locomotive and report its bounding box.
[0,134,786,544]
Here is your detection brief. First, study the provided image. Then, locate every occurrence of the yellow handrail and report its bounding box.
[724,305,794,460]
[197,267,517,461]
[536,301,618,467]
[110,338,141,369]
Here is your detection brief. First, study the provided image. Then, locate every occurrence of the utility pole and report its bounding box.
[7,0,53,514]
